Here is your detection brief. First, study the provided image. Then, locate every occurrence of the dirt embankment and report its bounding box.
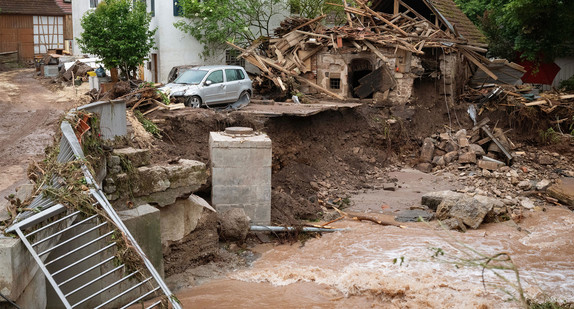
[148,91,486,225]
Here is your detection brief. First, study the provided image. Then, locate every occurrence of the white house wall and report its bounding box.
[71,0,92,56]
[72,0,287,83]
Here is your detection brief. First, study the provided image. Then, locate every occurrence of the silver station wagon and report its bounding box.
[160,65,252,108]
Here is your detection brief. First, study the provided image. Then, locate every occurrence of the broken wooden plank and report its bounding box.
[355,0,409,36]
[481,126,513,164]
[287,14,326,34]
[142,106,161,116]
[524,100,548,106]
[460,48,498,81]
[354,67,384,98]
[167,103,185,110]
[363,41,389,63]
[295,30,330,39]
[342,0,353,27]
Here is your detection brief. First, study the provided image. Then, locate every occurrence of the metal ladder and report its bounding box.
[6,121,182,309]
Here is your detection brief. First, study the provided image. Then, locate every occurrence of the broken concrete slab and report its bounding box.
[112,159,208,207]
[159,195,213,246]
[547,177,574,207]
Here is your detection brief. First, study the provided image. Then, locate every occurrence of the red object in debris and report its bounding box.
[517,59,561,85]
[75,114,91,144]
[520,166,529,173]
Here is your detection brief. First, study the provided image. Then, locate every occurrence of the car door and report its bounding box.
[201,69,226,105]
[224,69,242,102]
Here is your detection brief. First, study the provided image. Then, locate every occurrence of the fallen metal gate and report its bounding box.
[6,121,181,309]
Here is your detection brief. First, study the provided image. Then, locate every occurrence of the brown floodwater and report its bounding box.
[174,170,574,308]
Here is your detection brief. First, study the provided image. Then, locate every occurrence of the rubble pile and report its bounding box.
[461,85,574,135]
[60,60,94,82]
[414,122,574,224]
[416,117,515,173]
[228,0,490,99]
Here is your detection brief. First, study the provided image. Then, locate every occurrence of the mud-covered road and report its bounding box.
[0,69,88,198]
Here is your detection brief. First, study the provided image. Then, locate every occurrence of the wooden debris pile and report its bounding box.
[88,81,185,115]
[228,0,492,100]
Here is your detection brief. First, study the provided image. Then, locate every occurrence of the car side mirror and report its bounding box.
[204,80,212,86]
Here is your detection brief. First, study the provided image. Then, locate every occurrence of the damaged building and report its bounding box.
[232,0,494,105]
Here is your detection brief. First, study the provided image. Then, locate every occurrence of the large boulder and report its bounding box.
[218,208,250,242]
[422,191,504,229]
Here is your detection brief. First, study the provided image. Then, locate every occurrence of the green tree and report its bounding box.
[174,0,287,57]
[454,0,574,62]
[77,0,156,79]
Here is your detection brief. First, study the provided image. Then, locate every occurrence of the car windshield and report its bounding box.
[174,70,208,84]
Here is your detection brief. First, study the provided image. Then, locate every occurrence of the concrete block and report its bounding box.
[212,167,271,186]
[1,265,46,309]
[0,237,39,301]
[211,185,272,205]
[210,130,272,225]
[210,147,272,168]
[118,204,164,277]
[209,132,271,149]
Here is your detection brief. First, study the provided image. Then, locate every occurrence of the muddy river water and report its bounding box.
[175,169,574,308]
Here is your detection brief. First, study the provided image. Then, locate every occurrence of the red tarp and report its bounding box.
[517,59,561,85]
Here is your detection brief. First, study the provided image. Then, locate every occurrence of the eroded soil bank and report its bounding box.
[146,97,574,308]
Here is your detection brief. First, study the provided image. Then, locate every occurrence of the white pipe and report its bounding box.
[250,225,347,233]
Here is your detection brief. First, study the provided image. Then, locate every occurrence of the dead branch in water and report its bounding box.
[332,206,406,228]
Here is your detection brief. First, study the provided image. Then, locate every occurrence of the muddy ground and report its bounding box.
[0,69,91,198]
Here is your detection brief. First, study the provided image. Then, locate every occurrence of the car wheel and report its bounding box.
[186,96,202,108]
[239,90,251,103]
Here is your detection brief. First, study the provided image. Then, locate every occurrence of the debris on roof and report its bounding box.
[228,0,516,99]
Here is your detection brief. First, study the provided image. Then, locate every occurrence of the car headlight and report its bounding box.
[172,91,184,96]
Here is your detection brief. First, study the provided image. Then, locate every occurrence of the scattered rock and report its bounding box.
[424,190,502,229]
[535,179,551,191]
[517,180,532,190]
[477,159,500,171]
[310,181,320,191]
[444,151,458,163]
[432,155,446,167]
[469,144,486,156]
[218,208,250,242]
[520,198,535,209]
[538,154,554,165]
[395,209,434,222]
[458,151,477,164]
[436,194,498,229]
[440,217,466,231]
[421,190,464,211]
[383,183,396,191]
[420,137,435,162]
[416,162,432,173]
